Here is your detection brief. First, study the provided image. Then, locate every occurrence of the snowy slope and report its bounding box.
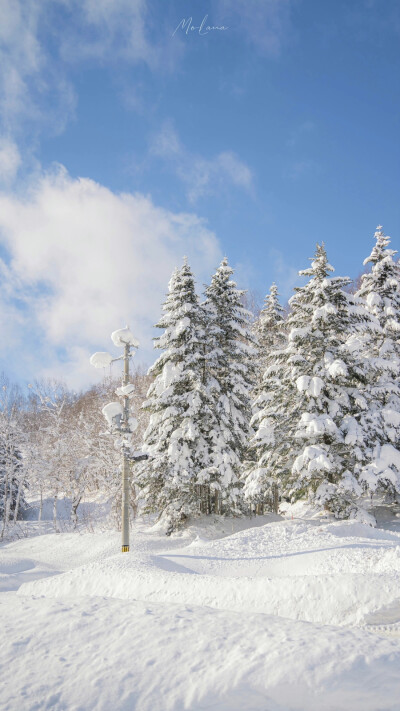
[1,517,400,710]
[18,519,400,626]
[0,530,120,592]
[2,594,400,711]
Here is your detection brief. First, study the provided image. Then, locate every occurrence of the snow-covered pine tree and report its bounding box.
[252,282,287,416]
[204,258,256,514]
[244,244,376,521]
[254,283,286,364]
[244,283,286,511]
[137,261,215,533]
[355,226,400,500]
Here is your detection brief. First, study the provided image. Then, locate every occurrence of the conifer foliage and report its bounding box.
[244,282,286,508]
[251,282,287,424]
[138,257,256,530]
[355,226,400,498]
[244,244,375,520]
[254,282,286,367]
[204,258,256,514]
[137,261,215,532]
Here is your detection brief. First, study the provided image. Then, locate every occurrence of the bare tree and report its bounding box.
[0,375,26,539]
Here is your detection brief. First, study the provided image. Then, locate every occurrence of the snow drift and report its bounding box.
[18,519,400,628]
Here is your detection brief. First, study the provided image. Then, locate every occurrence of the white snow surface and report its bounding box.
[1,516,400,710]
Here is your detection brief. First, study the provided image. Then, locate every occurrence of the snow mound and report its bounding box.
[4,519,400,710]
[18,520,400,627]
[0,558,35,574]
[3,595,400,711]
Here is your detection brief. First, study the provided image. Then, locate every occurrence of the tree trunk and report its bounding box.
[214,490,222,515]
[13,479,24,524]
[1,472,10,540]
[272,483,279,514]
[71,495,82,529]
[53,493,59,532]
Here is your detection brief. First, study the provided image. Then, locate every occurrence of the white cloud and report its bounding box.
[151,122,254,203]
[186,152,254,203]
[0,166,222,386]
[60,0,160,69]
[0,137,21,184]
[150,120,183,159]
[0,0,294,142]
[0,0,47,130]
[0,0,79,137]
[0,0,179,140]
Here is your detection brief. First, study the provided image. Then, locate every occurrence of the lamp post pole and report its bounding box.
[121,342,131,553]
[90,326,140,554]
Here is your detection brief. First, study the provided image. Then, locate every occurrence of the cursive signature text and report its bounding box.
[172,15,229,37]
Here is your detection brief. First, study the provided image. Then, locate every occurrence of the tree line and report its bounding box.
[0,369,152,538]
[136,226,400,531]
[1,226,400,535]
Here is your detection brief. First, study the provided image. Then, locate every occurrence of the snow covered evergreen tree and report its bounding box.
[204,258,256,514]
[252,282,286,417]
[244,283,286,511]
[254,283,286,364]
[244,283,287,514]
[244,244,375,520]
[355,226,400,500]
[137,261,216,532]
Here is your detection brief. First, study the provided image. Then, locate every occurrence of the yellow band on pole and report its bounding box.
[122,545,129,553]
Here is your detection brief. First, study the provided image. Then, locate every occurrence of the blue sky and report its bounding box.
[0,0,399,386]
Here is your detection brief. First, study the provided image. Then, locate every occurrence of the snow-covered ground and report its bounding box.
[1,512,400,710]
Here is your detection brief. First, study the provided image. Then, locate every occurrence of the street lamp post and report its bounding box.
[90,326,139,553]
[121,342,131,552]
